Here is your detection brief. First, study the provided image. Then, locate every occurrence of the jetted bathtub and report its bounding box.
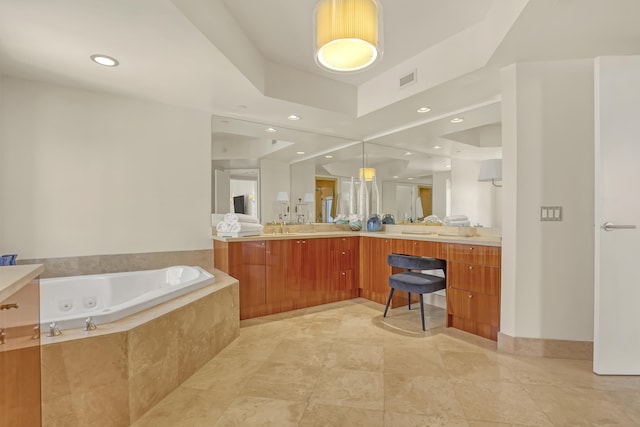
[40,265,215,330]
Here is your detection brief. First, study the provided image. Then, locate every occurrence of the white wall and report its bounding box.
[381,181,396,218]
[396,184,414,221]
[501,59,595,341]
[431,171,450,220]
[0,77,212,259]
[451,158,495,226]
[290,160,315,222]
[213,169,230,214]
[229,178,258,217]
[260,158,290,223]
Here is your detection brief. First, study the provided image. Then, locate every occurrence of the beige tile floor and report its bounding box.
[132,298,640,426]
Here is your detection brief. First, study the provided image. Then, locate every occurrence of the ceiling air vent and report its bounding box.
[399,69,417,88]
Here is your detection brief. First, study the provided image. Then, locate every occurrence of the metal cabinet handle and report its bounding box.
[468,266,473,270]
[601,222,637,232]
[468,294,473,299]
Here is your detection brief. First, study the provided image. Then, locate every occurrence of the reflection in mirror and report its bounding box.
[211,116,360,224]
[363,138,503,227]
[212,101,503,228]
[363,142,450,223]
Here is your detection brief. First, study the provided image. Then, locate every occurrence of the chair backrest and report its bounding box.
[387,253,446,271]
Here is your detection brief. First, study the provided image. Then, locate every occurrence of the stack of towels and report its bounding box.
[443,215,471,227]
[213,213,264,237]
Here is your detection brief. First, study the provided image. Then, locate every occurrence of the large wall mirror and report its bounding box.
[212,100,503,228]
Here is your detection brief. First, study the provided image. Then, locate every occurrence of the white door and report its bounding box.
[594,56,640,375]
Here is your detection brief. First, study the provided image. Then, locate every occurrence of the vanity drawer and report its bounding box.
[447,287,499,326]
[448,262,500,295]
[446,244,501,266]
[330,236,359,251]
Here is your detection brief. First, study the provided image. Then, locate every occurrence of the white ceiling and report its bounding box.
[1,0,640,172]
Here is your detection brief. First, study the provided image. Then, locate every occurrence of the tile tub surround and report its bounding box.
[41,269,239,427]
[132,298,640,426]
[18,249,213,278]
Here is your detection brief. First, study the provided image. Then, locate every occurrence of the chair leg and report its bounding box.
[419,294,426,331]
[408,292,411,310]
[383,288,395,318]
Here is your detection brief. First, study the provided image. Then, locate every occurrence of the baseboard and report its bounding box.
[498,332,593,360]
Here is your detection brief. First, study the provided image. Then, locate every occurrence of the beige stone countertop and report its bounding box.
[212,225,502,247]
[0,264,44,301]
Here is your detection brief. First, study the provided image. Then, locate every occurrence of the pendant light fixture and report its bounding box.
[314,0,383,72]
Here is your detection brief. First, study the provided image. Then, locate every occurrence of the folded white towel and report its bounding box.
[228,222,264,233]
[211,214,226,227]
[216,222,230,232]
[224,213,260,224]
[444,220,471,227]
[445,215,469,222]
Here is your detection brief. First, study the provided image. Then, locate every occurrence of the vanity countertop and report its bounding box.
[0,264,44,301]
[212,228,502,247]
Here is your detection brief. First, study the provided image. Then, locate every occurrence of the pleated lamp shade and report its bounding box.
[314,0,383,72]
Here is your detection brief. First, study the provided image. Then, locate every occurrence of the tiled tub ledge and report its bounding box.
[40,270,239,427]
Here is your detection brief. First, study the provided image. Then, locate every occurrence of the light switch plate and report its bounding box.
[540,206,562,221]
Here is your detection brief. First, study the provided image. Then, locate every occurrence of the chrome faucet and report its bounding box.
[47,322,61,337]
[83,317,96,331]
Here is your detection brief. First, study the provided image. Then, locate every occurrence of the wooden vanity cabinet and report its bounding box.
[359,237,393,305]
[360,237,448,307]
[213,240,268,319]
[393,238,443,259]
[329,237,359,295]
[446,243,501,340]
[215,236,360,319]
[0,275,42,427]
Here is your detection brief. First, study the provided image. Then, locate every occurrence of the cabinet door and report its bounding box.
[265,239,294,305]
[448,262,500,295]
[229,241,266,319]
[360,237,393,304]
[310,238,331,293]
[0,278,41,427]
[447,288,499,340]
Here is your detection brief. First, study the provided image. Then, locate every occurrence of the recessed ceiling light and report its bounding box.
[433,145,441,149]
[324,155,333,159]
[287,115,301,121]
[407,177,414,180]
[450,117,464,123]
[417,107,431,113]
[265,127,277,133]
[403,151,412,156]
[445,164,452,168]
[392,176,398,179]
[90,54,119,67]
[296,151,305,155]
